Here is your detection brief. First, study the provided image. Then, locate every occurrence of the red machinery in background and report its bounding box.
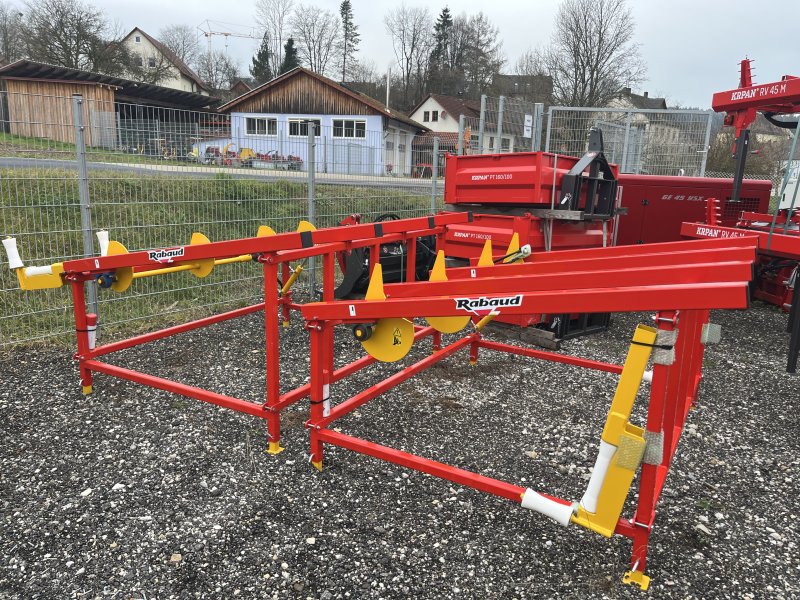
[442,130,619,340]
[439,129,770,343]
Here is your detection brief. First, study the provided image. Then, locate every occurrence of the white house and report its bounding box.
[409,93,517,154]
[123,28,210,96]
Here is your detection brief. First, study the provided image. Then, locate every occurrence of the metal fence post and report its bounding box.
[307,121,316,296]
[431,136,440,214]
[496,95,506,151]
[699,111,713,177]
[478,95,486,153]
[72,94,98,316]
[620,110,633,173]
[544,107,554,152]
[532,102,544,151]
[457,114,465,155]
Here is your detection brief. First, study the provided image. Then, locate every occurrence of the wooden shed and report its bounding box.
[218,68,426,176]
[0,60,219,147]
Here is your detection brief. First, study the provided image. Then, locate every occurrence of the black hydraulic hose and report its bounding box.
[763,112,799,129]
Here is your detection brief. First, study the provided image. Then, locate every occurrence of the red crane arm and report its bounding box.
[712,59,800,136]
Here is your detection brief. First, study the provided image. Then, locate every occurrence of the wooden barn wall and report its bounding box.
[232,74,376,116]
[4,80,116,146]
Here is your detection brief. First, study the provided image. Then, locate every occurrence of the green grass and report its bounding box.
[1,169,434,346]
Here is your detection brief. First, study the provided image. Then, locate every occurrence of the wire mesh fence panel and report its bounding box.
[545,107,713,176]
[479,96,540,154]
[0,92,84,345]
[1,92,443,346]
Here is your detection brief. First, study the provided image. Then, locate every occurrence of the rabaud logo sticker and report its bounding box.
[148,247,185,264]
[454,295,523,315]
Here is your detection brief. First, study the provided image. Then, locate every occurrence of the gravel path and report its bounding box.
[1,302,797,599]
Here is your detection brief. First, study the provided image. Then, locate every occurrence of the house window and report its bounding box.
[501,138,510,151]
[423,111,429,122]
[246,117,277,136]
[488,136,495,150]
[134,35,141,43]
[289,119,321,137]
[431,111,438,122]
[332,119,366,138]
[136,56,143,67]
[148,57,156,68]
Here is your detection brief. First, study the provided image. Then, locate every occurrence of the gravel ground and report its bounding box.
[1,302,798,599]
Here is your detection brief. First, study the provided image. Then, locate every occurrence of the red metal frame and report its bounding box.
[56,216,756,585]
[64,214,468,450]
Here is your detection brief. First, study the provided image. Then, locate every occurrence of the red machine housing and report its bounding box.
[615,174,771,245]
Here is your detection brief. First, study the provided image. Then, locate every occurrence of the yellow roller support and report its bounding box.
[477,239,494,267]
[108,240,134,292]
[15,263,65,290]
[189,233,215,277]
[424,251,472,334]
[504,232,524,264]
[571,324,657,538]
[297,220,317,233]
[257,225,277,237]
[355,264,414,362]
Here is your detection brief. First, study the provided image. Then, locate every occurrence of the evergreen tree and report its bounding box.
[429,7,453,93]
[250,33,273,84]
[279,37,300,74]
[339,0,360,82]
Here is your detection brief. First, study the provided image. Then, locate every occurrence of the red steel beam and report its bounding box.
[496,236,756,264]
[302,283,750,322]
[84,359,267,419]
[89,302,265,358]
[272,326,436,411]
[478,339,623,374]
[62,213,470,274]
[446,247,757,279]
[383,262,753,298]
[682,221,800,259]
[312,335,474,428]
[316,428,527,503]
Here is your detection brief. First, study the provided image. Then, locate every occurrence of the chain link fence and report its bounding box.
[1,91,442,346]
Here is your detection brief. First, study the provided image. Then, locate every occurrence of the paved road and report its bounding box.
[0,156,437,191]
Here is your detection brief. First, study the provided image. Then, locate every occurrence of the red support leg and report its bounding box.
[629,309,678,575]
[322,253,336,375]
[70,279,93,395]
[263,256,284,454]
[308,321,326,470]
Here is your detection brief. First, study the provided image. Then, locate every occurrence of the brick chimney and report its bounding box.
[643,91,649,98]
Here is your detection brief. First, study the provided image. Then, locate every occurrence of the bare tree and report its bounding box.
[383,5,432,107]
[0,1,24,62]
[127,48,178,86]
[539,0,645,107]
[255,0,294,76]
[290,4,339,76]
[461,12,504,97]
[158,24,199,68]
[196,49,239,92]
[21,0,131,74]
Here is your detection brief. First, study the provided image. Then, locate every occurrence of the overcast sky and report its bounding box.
[96,0,797,108]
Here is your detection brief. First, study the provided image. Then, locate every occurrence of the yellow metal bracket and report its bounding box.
[571,324,657,537]
[622,569,651,591]
[16,262,65,290]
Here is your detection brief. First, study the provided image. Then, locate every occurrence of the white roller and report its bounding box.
[642,370,653,384]
[2,237,23,270]
[24,265,53,277]
[521,489,574,526]
[580,440,617,514]
[96,230,109,257]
